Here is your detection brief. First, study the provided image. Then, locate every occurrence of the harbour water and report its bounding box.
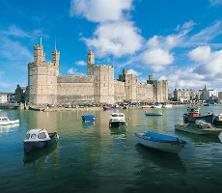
[1,106,222,193]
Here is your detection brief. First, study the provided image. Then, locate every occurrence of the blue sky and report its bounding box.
[1,0,222,92]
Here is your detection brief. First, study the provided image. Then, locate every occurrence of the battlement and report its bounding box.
[94,64,113,69]
[57,75,94,83]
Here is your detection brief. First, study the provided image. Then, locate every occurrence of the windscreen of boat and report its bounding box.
[119,115,124,117]
[112,114,118,117]
[38,132,47,139]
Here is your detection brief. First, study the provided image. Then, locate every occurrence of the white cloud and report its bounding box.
[210,0,222,5]
[75,60,86,66]
[189,46,222,77]
[0,37,32,63]
[185,21,222,47]
[67,67,77,74]
[1,25,30,38]
[127,69,140,76]
[188,46,211,63]
[84,21,143,57]
[141,48,174,72]
[159,68,206,90]
[70,0,132,22]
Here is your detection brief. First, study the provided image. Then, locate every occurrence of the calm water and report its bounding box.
[1,106,222,193]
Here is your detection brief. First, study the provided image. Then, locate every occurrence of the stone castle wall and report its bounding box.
[114,80,126,102]
[136,83,154,102]
[28,44,168,105]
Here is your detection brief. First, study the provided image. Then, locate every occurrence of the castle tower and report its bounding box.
[87,50,95,75]
[94,65,114,104]
[34,38,45,65]
[52,39,60,67]
[28,40,58,105]
[52,50,60,66]
[125,73,137,102]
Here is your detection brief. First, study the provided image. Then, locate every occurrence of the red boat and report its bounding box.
[183,106,214,124]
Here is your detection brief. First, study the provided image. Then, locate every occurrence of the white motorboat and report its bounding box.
[135,131,186,154]
[0,116,19,126]
[109,112,126,128]
[24,128,59,153]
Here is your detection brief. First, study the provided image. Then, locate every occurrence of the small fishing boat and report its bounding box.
[82,114,96,122]
[109,112,126,128]
[0,116,19,126]
[213,113,222,126]
[183,106,214,123]
[145,111,163,116]
[24,129,59,153]
[135,131,186,153]
[151,103,162,109]
[142,105,151,109]
[162,104,173,108]
[175,120,222,136]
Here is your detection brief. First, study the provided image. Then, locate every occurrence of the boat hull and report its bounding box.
[0,119,19,126]
[109,121,126,128]
[135,133,185,154]
[175,124,222,136]
[24,133,59,153]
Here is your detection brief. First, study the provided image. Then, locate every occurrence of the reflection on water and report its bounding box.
[135,144,186,171]
[23,143,58,164]
[1,106,222,193]
[175,130,222,144]
[0,123,19,133]
[81,121,95,128]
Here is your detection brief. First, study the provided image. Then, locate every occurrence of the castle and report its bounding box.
[28,42,168,105]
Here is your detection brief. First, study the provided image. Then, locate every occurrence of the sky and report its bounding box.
[1,0,222,92]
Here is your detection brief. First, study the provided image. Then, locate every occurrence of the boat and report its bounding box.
[109,112,126,128]
[82,114,96,122]
[175,120,222,136]
[151,103,162,109]
[213,113,222,126]
[0,116,19,126]
[24,129,59,153]
[142,105,151,109]
[145,111,163,116]
[162,104,173,108]
[203,103,210,106]
[103,105,114,111]
[135,131,186,153]
[183,106,214,124]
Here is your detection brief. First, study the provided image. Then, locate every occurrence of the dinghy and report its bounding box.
[82,114,96,122]
[135,131,186,153]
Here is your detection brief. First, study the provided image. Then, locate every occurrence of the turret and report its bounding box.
[34,44,44,65]
[52,39,60,66]
[87,50,95,75]
[52,50,60,66]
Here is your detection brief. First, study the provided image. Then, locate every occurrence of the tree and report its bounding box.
[14,85,25,103]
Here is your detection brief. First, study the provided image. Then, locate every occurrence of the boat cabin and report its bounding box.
[187,106,200,117]
[0,116,9,121]
[24,129,51,142]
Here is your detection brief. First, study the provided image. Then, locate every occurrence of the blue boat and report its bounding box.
[135,131,186,153]
[82,114,96,122]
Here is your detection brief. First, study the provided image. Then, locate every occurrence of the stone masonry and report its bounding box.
[28,43,168,105]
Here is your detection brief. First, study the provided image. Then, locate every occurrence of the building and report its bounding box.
[0,93,8,104]
[28,42,168,105]
[173,88,202,103]
[201,85,218,101]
